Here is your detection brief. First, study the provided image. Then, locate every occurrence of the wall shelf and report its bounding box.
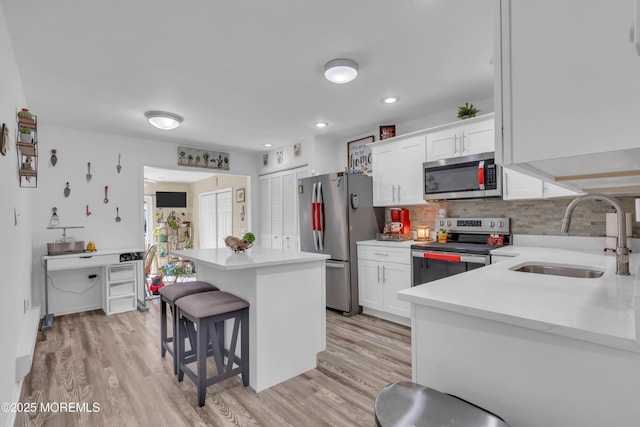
[16,114,38,188]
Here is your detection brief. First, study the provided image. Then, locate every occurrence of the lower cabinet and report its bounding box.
[358,246,411,319]
[103,262,139,315]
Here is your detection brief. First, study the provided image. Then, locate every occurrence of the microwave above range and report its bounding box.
[423,152,502,201]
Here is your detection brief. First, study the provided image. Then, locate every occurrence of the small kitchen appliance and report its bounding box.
[411,217,510,286]
[390,208,411,234]
[423,152,501,200]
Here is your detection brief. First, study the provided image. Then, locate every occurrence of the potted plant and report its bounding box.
[167,211,180,230]
[437,229,448,243]
[457,102,479,119]
[18,128,32,142]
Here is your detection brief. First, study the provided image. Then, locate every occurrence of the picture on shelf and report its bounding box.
[379,125,396,140]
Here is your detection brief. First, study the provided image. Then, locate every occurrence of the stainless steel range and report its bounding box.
[411,217,511,286]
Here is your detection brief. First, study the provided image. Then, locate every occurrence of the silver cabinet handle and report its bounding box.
[382,265,386,283]
[397,185,401,200]
[373,252,389,256]
[461,132,466,153]
[392,185,396,201]
[377,265,380,282]
[454,135,458,154]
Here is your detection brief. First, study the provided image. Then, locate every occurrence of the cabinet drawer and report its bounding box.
[109,280,135,297]
[357,246,410,264]
[47,254,119,271]
[108,264,136,282]
[107,295,136,315]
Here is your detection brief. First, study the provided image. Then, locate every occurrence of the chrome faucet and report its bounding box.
[560,194,630,275]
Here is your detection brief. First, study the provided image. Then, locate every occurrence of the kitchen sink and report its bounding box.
[511,263,604,278]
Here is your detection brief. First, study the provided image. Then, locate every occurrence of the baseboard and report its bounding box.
[16,305,41,382]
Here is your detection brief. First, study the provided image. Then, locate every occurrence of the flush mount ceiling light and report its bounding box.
[264,143,273,147]
[324,58,358,84]
[381,96,400,104]
[144,111,184,130]
[314,122,329,128]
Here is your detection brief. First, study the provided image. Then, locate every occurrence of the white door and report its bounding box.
[199,189,232,248]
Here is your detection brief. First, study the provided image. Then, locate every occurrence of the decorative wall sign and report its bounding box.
[347,135,375,175]
[379,125,396,140]
[178,146,229,170]
[294,143,301,157]
[1,123,8,156]
[236,188,245,203]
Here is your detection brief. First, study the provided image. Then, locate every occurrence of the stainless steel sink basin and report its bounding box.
[511,263,604,278]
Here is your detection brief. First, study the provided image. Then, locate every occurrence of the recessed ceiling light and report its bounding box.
[381,96,400,104]
[264,143,273,147]
[144,111,183,130]
[314,122,329,128]
[324,59,358,84]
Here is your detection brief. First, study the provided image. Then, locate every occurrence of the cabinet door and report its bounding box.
[502,0,640,164]
[259,177,271,247]
[426,128,458,161]
[396,136,427,205]
[381,262,411,318]
[460,119,495,156]
[502,168,543,200]
[281,171,297,250]
[358,259,384,310]
[371,144,397,206]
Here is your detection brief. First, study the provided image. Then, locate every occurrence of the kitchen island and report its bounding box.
[399,247,640,427]
[170,247,329,393]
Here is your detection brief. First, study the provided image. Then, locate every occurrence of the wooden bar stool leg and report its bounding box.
[241,308,249,386]
[196,318,208,407]
[160,299,168,358]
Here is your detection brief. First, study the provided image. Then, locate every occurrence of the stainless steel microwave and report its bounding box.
[423,152,502,200]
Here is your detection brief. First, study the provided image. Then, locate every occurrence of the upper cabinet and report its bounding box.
[372,134,427,207]
[503,168,580,200]
[426,118,495,161]
[496,0,640,192]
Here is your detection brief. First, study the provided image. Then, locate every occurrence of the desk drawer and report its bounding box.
[108,264,136,282]
[109,280,135,297]
[47,254,119,271]
[107,295,136,315]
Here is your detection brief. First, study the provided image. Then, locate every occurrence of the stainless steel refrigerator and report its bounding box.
[298,172,384,316]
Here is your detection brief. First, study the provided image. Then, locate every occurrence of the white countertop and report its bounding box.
[399,246,640,352]
[357,239,416,248]
[170,247,329,271]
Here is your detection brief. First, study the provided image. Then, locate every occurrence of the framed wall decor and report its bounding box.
[347,135,375,175]
[1,123,8,156]
[236,188,245,203]
[178,146,230,170]
[379,125,396,140]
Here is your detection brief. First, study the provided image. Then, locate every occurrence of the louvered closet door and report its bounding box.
[270,175,283,249]
[281,171,297,250]
[259,177,271,247]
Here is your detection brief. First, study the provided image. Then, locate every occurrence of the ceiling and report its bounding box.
[1,0,494,154]
[144,166,217,184]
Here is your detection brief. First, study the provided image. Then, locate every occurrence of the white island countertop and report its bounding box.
[399,246,640,352]
[170,247,329,271]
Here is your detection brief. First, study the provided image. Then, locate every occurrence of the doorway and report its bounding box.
[199,189,232,248]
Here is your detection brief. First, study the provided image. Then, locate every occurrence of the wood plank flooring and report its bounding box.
[15,302,411,427]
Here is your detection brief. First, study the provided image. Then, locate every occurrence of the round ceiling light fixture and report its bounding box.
[381,96,400,104]
[324,58,358,84]
[264,143,273,147]
[144,111,184,130]
[314,122,329,128]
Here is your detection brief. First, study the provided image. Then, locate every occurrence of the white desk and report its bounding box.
[42,249,144,331]
[171,247,329,392]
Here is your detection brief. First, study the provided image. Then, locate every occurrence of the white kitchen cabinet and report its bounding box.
[497,0,640,189]
[426,117,494,161]
[503,168,580,201]
[371,135,426,207]
[103,262,139,315]
[260,166,309,249]
[358,246,411,319]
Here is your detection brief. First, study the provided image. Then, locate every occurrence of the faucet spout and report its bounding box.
[560,194,630,275]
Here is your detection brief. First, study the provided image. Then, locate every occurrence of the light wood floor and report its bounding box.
[16,301,411,427]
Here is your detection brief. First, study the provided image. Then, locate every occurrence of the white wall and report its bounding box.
[0,3,33,425]
[30,124,259,315]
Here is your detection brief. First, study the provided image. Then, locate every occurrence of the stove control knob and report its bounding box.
[439,220,445,227]
[489,221,496,228]
[446,221,451,226]
[498,221,505,228]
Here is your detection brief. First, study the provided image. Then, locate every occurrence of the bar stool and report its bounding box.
[175,291,249,407]
[374,382,511,427]
[159,281,219,374]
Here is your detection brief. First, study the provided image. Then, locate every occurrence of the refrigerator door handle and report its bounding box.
[317,181,324,251]
[312,182,318,251]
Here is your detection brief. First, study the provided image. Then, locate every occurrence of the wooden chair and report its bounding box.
[144,245,157,299]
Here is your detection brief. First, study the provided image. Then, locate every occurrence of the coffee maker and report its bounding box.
[390,208,411,234]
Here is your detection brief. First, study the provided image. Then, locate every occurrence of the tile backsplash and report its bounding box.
[405,196,640,237]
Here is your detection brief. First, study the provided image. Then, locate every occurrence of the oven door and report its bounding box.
[411,250,489,286]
